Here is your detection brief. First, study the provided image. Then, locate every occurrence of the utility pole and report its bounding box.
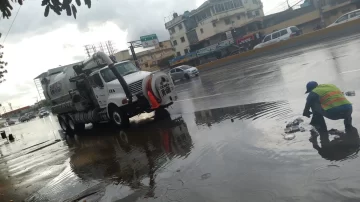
[316,0,325,28]
[127,40,143,69]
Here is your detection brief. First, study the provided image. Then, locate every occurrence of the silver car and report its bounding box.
[169,65,199,82]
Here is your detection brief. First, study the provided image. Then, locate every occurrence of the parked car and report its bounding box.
[6,118,15,126]
[254,26,302,49]
[169,65,199,82]
[39,110,50,118]
[327,9,360,28]
[19,114,30,122]
[28,112,36,120]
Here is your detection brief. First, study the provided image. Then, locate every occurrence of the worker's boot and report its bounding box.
[310,113,328,132]
[345,117,353,132]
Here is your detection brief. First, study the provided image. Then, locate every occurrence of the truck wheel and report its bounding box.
[154,108,171,121]
[110,108,130,128]
[58,115,73,136]
[68,118,85,134]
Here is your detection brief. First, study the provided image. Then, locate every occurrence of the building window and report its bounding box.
[237,15,241,20]
[233,0,244,8]
[215,3,225,13]
[225,1,235,10]
[247,11,253,18]
[184,49,189,54]
[196,9,212,22]
[212,21,216,27]
[178,24,183,30]
[200,28,204,34]
[173,40,178,46]
[252,0,257,4]
[215,0,243,13]
[145,63,149,68]
[255,10,260,16]
[170,27,175,34]
[225,18,231,25]
[181,37,185,43]
[177,52,181,56]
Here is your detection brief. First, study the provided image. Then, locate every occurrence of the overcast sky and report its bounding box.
[0,0,301,111]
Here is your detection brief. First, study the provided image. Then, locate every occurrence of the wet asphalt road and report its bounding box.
[2,34,360,202]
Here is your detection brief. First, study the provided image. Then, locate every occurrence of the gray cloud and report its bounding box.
[1,0,199,44]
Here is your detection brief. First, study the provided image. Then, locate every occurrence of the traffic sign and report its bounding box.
[140,34,159,48]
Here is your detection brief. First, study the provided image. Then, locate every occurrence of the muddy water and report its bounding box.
[0,100,359,202]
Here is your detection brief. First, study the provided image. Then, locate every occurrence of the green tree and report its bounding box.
[0,0,92,83]
[1,0,92,19]
[0,39,8,83]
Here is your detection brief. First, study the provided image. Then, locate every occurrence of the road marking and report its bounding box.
[214,76,244,84]
[340,69,360,74]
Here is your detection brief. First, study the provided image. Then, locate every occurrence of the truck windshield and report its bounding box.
[100,62,139,83]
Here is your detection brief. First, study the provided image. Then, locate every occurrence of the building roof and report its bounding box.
[1,106,31,117]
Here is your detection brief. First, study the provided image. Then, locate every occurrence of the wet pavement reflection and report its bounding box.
[1,35,360,201]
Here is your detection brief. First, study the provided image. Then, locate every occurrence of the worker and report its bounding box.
[303,81,353,131]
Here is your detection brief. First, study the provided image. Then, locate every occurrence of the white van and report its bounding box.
[327,9,360,28]
[254,26,302,49]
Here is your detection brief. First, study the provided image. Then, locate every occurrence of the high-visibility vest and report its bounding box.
[312,84,351,110]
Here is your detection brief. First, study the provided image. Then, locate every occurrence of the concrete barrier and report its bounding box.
[197,18,360,70]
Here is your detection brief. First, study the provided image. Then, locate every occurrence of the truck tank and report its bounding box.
[46,66,77,104]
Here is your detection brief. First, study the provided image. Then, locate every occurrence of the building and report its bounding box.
[1,106,31,118]
[263,0,360,34]
[165,0,264,56]
[114,40,175,71]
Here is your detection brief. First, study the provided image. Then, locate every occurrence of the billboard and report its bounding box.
[140,34,159,48]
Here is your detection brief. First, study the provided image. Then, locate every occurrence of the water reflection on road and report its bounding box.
[0,100,360,201]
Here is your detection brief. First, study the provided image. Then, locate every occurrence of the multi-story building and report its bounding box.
[263,0,360,34]
[113,40,175,71]
[165,0,264,56]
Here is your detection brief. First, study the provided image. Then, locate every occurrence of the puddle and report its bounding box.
[311,165,341,182]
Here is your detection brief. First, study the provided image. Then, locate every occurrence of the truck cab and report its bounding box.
[90,61,151,109]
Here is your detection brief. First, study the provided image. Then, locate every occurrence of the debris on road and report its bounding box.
[285,118,304,134]
[201,173,211,180]
[283,134,296,140]
[286,118,304,128]
[285,126,300,133]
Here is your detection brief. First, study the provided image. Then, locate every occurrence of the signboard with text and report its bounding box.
[140,34,159,48]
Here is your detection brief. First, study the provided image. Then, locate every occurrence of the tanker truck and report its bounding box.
[38,52,177,135]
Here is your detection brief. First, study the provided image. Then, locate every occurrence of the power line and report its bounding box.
[2,5,22,44]
[290,0,304,8]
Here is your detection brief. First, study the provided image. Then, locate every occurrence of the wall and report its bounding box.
[114,50,131,61]
[264,10,320,34]
[137,40,175,70]
[195,2,263,41]
[263,2,358,35]
[169,21,190,56]
[197,18,360,70]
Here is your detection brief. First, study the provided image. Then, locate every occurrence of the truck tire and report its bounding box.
[109,108,130,128]
[67,118,85,134]
[154,108,171,121]
[58,115,74,136]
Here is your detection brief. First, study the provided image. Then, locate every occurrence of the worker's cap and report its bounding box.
[305,81,318,94]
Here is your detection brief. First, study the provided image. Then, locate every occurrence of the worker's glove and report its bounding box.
[303,110,312,118]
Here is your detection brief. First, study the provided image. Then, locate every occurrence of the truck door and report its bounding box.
[91,73,108,108]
